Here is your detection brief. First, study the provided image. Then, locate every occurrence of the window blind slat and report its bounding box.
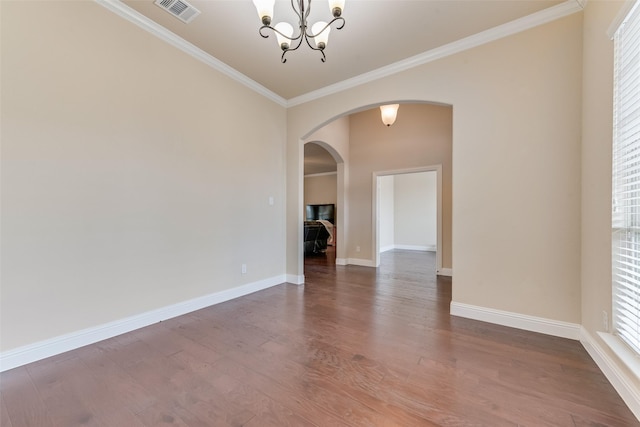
[613,0,640,356]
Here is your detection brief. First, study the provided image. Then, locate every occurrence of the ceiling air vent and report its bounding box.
[155,0,200,24]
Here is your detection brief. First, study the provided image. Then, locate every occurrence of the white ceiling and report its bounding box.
[118,0,568,102]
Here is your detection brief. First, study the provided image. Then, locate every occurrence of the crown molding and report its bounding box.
[94,0,287,107]
[287,0,585,107]
[95,0,584,108]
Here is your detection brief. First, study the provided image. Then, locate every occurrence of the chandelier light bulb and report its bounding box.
[252,0,275,25]
[328,0,345,17]
[380,104,400,127]
[274,22,294,50]
[312,21,330,49]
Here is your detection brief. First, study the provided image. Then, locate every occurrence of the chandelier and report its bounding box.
[252,0,346,63]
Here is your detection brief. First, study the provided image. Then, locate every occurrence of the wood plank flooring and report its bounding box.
[1,248,637,426]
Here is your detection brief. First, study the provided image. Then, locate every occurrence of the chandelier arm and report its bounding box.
[303,33,319,51]
[305,16,345,39]
[301,35,327,62]
[258,25,272,39]
[258,25,303,43]
[281,35,305,63]
[287,34,305,52]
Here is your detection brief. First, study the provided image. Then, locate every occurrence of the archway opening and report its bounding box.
[296,101,453,282]
[303,140,345,268]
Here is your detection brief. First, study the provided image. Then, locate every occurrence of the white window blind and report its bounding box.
[613,0,640,356]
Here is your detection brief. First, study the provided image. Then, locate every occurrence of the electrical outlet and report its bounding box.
[356,246,360,252]
[241,264,247,274]
[602,310,609,331]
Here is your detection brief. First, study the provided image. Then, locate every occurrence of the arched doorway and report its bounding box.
[294,102,452,282]
[302,139,346,268]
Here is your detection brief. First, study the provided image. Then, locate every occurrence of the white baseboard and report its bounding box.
[347,258,377,267]
[380,245,435,253]
[437,268,453,277]
[335,258,348,266]
[0,275,286,372]
[394,244,435,252]
[286,274,305,285]
[450,301,581,340]
[580,328,640,421]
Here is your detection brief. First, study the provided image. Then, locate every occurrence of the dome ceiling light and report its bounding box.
[380,104,400,127]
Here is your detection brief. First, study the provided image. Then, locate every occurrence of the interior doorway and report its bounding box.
[303,141,341,266]
[373,166,443,273]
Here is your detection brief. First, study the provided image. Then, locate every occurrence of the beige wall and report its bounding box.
[287,13,583,324]
[581,0,638,388]
[304,174,338,215]
[305,116,350,164]
[348,104,452,265]
[1,1,286,351]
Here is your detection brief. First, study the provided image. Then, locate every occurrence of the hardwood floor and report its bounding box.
[1,249,637,426]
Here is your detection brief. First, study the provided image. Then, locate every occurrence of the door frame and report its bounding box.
[372,165,443,272]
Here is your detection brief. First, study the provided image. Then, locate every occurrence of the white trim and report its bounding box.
[347,258,377,268]
[304,171,337,178]
[286,274,305,285]
[575,0,588,8]
[287,0,584,106]
[380,244,435,252]
[394,244,435,252]
[608,0,638,39]
[335,258,348,266]
[581,328,640,420]
[94,0,286,107]
[450,301,581,340]
[437,268,453,277]
[598,332,640,381]
[96,0,582,108]
[0,275,286,372]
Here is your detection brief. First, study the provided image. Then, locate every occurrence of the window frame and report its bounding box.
[612,0,640,361]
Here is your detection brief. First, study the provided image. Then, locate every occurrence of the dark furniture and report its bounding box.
[305,204,335,224]
[304,221,331,254]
